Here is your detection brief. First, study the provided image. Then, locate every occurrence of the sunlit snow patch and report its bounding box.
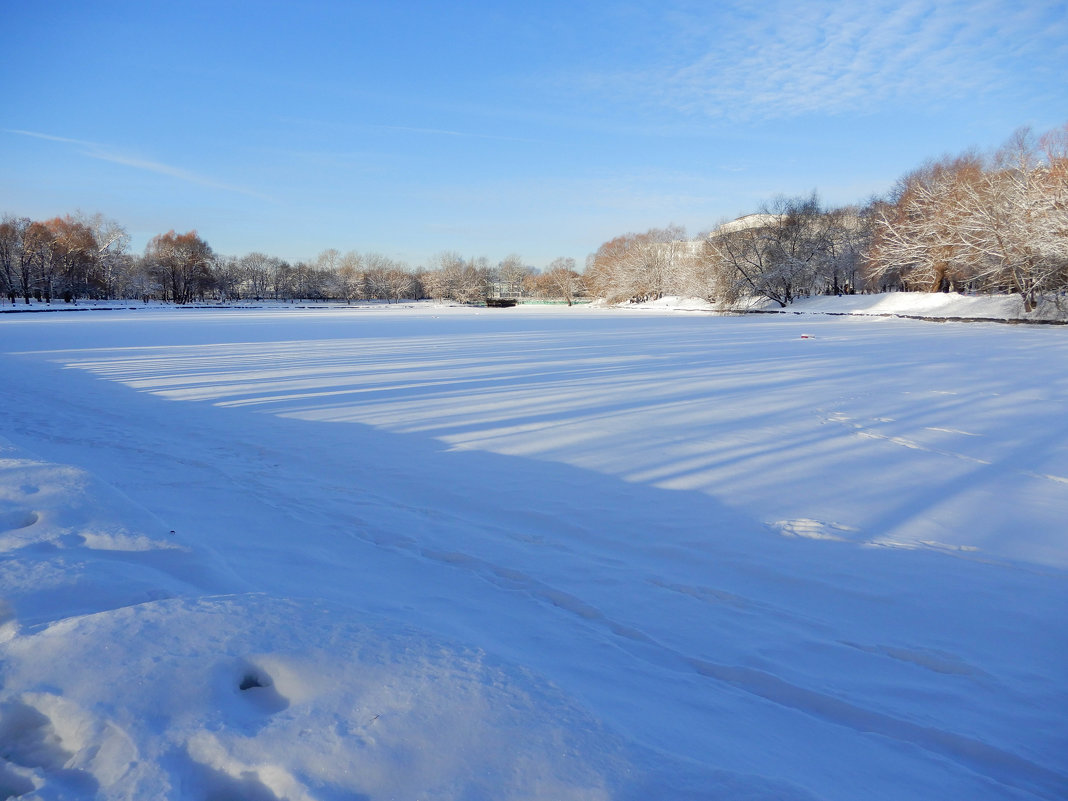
[0,434,629,799]
[0,594,626,801]
[770,519,861,542]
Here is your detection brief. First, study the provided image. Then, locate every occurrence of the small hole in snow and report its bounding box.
[239,674,264,691]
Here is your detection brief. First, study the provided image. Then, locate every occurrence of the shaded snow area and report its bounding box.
[0,303,1065,800]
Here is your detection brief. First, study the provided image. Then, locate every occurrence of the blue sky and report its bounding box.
[3,0,1066,269]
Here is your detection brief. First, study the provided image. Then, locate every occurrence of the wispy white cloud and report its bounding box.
[4,129,272,200]
[584,0,1068,121]
[4,130,97,147]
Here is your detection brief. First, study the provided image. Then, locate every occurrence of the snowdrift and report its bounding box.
[1,304,1065,800]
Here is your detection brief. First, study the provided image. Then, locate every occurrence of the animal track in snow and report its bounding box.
[417,541,1067,799]
[824,411,991,463]
[0,699,73,772]
[831,410,1068,486]
[183,731,320,801]
[0,697,101,798]
[684,655,1065,799]
[0,692,139,799]
[182,746,285,801]
[234,660,289,716]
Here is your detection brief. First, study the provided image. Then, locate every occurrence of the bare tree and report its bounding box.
[708,194,835,307]
[67,212,129,299]
[360,252,391,301]
[331,251,365,302]
[120,254,159,301]
[961,128,1068,309]
[869,156,983,294]
[237,252,276,299]
[0,216,30,303]
[384,265,416,302]
[541,257,586,305]
[586,226,697,302]
[421,252,488,303]
[271,261,296,300]
[586,233,641,302]
[420,264,451,301]
[817,205,866,295]
[212,255,241,301]
[23,221,62,301]
[144,230,215,304]
[315,248,341,273]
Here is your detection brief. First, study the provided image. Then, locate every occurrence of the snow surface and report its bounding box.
[614,291,1068,321]
[0,297,1065,800]
[761,291,1068,321]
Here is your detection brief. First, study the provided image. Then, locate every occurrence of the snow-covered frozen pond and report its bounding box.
[1,303,1065,800]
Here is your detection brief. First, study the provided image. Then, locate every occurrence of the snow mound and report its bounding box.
[0,437,630,800]
[0,595,625,801]
[0,441,232,631]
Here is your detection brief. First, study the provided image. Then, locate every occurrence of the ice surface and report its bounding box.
[0,297,1065,800]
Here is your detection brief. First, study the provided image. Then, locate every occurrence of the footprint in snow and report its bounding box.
[235,660,289,716]
[0,697,102,798]
[182,730,329,801]
[180,746,286,801]
[0,699,72,772]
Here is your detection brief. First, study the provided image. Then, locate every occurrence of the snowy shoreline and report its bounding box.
[616,290,1068,324]
[4,290,1068,325]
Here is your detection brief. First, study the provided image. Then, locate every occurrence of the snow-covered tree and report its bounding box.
[0,216,31,303]
[709,193,841,307]
[867,125,1068,309]
[524,257,586,305]
[586,225,700,303]
[144,230,215,304]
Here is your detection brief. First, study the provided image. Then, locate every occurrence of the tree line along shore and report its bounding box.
[3,123,1065,311]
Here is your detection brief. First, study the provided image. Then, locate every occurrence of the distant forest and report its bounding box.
[3,123,1065,311]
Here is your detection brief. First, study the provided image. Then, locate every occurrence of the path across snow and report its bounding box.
[0,302,1065,800]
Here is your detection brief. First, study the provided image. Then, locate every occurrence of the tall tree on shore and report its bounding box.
[0,216,31,302]
[541,257,586,305]
[867,125,1068,308]
[145,230,214,304]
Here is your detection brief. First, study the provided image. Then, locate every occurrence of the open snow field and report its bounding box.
[0,302,1065,800]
